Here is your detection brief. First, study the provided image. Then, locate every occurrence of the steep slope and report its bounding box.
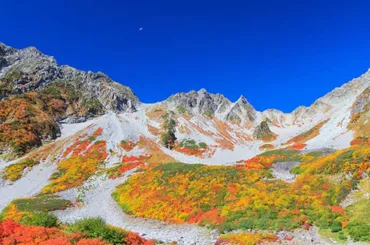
[348,86,370,140]
[0,42,140,158]
[0,42,139,112]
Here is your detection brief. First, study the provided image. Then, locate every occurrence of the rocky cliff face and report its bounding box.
[347,87,370,138]
[351,86,370,115]
[253,120,276,141]
[166,89,231,117]
[0,42,139,113]
[225,96,256,124]
[166,89,257,124]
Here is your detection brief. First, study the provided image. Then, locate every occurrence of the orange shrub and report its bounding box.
[92,128,103,137]
[108,155,151,179]
[259,144,275,151]
[285,119,328,145]
[288,143,307,150]
[121,140,137,152]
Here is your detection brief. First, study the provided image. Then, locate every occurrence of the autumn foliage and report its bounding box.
[113,145,370,236]
[287,143,307,150]
[284,119,328,146]
[120,140,137,152]
[0,81,105,157]
[43,135,107,193]
[0,220,154,245]
[0,92,62,156]
[350,136,369,146]
[259,144,275,151]
[108,155,151,179]
[2,159,39,181]
[217,232,278,245]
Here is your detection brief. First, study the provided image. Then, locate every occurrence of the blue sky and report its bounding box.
[1,0,370,112]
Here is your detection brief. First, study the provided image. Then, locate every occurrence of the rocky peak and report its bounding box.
[198,88,208,94]
[166,90,258,122]
[0,42,16,56]
[224,95,256,123]
[236,95,248,104]
[166,89,231,116]
[319,69,370,106]
[0,42,139,113]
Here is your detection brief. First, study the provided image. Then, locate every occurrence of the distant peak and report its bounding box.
[22,45,42,55]
[237,95,248,103]
[198,88,208,94]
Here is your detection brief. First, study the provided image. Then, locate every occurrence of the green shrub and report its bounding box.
[180,139,197,150]
[161,116,177,149]
[153,162,203,178]
[290,165,305,175]
[21,212,58,228]
[260,149,299,157]
[176,105,186,114]
[161,132,176,149]
[346,222,370,241]
[180,139,207,150]
[330,221,342,233]
[69,217,126,244]
[198,142,207,149]
[338,231,347,241]
[203,110,214,118]
[336,149,354,163]
[12,196,71,212]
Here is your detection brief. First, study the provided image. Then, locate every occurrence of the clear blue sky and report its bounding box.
[1,0,370,112]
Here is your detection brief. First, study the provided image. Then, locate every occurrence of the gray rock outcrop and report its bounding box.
[0,42,139,113]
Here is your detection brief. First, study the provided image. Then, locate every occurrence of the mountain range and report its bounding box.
[0,42,369,245]
[1,41,369,162]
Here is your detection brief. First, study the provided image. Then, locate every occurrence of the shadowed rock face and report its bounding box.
[0,42,139,113]
[253,120,275,140]
[351,87,370,115]
[225,96,256,123]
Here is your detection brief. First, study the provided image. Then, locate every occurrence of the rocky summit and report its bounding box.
[0,42,370,245]
[0,42,139,112]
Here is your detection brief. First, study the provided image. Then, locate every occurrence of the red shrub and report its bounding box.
[125,232,156,245]
[331,206,344,214]
[40,238,72,245]
[288,143,306,150]
[76,238,106,245]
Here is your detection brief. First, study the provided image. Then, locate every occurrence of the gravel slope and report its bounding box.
[0,162,56,211]
[271,161,300,182]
